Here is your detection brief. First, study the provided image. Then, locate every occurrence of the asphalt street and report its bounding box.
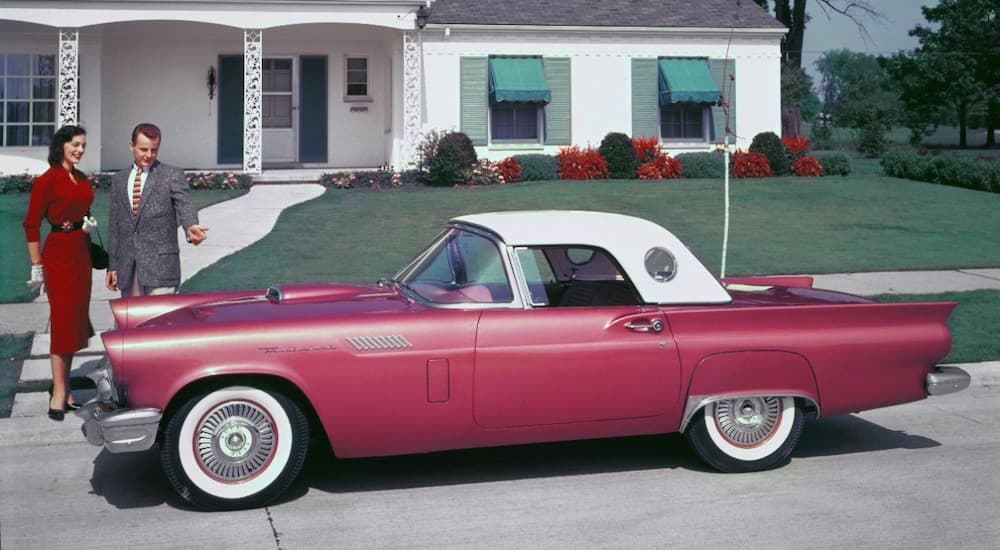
[1,368,997,549]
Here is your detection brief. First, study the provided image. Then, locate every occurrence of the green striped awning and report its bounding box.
[658,58,720,105]
[489,57,552,104]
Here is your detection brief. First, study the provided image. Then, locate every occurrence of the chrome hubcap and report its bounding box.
[196,401,275,481]
[714,397,782,447]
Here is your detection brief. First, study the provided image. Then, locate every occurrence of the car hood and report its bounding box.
[138,283,409,328]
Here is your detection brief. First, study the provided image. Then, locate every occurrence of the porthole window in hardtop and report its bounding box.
[645,247,677,282]
[399,228,513,304]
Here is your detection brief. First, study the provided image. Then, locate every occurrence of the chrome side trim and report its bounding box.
[679,392,820,433]
[346,335,413,351]
[77,404,162,453]
[926,366,971,396]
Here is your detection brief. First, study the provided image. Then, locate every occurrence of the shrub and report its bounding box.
[425,132,477,187]
[856,108,890,158]
[637,153,682,180]
[731,151,772,178]
[557,145,609,180]
[321,169,421,189]
[781,136,810,158]
[810,123,833,151]
[632,136,662,164]
[0,173,35,193]
[459,159,506,186]
[187,171,253,190]
[749,131,788,175]
[881,150,999,193]
[415,129,448,173]
[814,152,852,176]
[514,154,559,181]
[598,132,637,179]
[790,155,823,177]
[496,157,522,184]
[676,152,725,179]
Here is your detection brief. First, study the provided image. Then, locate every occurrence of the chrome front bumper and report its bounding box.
[77,403,162,453]
[926,366,971,396]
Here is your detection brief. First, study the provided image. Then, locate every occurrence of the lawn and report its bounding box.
[0,189,247,303]
[183,175,1000,293]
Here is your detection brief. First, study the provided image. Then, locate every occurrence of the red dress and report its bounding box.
[23,166,95,354]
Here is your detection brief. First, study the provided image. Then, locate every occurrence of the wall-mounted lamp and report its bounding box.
[415,5,429,29]
[207,66,217,100]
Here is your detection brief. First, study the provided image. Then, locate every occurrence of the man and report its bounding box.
[105,123,208,296]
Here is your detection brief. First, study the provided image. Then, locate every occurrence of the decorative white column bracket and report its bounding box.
[243,29,263,174]
[57,29,79,127]
[402,31,422,168]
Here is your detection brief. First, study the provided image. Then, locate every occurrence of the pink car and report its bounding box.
[77,211,970,510]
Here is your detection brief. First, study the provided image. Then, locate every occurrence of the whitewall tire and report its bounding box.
[161,386,309,510]
[686,396,804,473]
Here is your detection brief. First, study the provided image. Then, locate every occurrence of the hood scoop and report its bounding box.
[265,283,391,304]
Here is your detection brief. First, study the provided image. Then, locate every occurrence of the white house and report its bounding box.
[0,0,785,175]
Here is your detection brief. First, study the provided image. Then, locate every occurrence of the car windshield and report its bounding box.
[395,227,513,305]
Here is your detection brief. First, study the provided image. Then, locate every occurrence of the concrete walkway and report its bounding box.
[2,181,999,419]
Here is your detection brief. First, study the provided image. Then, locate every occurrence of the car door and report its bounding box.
[472,246,682,428]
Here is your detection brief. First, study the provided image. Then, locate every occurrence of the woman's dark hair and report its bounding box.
[48,125,87,167]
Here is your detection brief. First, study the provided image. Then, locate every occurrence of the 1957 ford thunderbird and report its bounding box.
[77,211,970,509]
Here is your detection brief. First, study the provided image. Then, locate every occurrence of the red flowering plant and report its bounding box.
[557,145,610,180]
[632,136,662,165]
[459,160,506,186]
[781,136,810,158]
[637,153,683,180]
[731,151,772,178]
[790,155,823,177]
[496,157,522,183]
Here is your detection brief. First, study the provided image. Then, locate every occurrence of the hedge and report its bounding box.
[881,151,999,193]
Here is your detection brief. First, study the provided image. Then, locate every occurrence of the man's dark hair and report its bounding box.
[48,125,87,167]
[131,122,162,144]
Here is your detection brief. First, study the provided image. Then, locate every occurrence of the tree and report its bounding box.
[911,0,1000,147]
[754,0,882,68]
[816,50,899,155]
[781,64,821,120]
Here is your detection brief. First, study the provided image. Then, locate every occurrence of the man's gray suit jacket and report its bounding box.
[106,161,199,290]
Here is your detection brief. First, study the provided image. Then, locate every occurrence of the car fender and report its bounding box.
[679,350,820,432]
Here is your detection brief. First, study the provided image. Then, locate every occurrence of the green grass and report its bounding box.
[0,333,32,417]
[184,176,1000,293]
[0,189,247,303]
[873,291,1000,363]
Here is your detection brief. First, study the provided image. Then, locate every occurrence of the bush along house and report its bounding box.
[0,0,785,175]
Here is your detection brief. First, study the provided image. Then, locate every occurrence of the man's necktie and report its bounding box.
[131,167,142,215]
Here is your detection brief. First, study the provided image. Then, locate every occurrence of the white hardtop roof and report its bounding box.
[452,211,732,305]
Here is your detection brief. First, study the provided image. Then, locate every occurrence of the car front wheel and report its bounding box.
[685,396,803,473]
[161,386,309,510]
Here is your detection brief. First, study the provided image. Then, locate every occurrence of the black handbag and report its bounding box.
[87,211,110,270]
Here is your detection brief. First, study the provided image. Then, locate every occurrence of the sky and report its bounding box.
[795,0,938,82]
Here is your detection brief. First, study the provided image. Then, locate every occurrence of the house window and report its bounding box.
[262,58,292,128]
[490,103,540,141]
[344,56,369,100]
[660,104,708,140]
[0,53,57,147]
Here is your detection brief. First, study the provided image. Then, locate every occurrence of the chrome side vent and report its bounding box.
[346,335,413,351]
[265,286,282,303]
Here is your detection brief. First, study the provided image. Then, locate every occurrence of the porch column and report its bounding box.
[243,29,263,174]
[57,29,79,127]
[401,31,422,168]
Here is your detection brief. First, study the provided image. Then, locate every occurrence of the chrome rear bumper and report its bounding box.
[926,366,971,396]
[77,403,162,453]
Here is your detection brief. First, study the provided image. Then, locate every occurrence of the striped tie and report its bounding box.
[131,167,142,215]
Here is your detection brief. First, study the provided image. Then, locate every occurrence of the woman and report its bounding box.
[23,125,95,421]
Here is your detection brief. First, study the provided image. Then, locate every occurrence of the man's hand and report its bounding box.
[105,270,118,291]
[187,224,208,246]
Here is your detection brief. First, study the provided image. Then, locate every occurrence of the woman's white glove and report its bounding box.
[27,264,44,293]
[82,215,98,234]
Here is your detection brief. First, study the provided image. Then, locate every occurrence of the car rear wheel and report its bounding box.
[161,386,309,510]
[685,396,803,473]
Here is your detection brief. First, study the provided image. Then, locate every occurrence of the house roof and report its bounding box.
[426,0,784,29]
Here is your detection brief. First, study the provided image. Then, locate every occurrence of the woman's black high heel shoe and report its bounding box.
[48,408,65,421]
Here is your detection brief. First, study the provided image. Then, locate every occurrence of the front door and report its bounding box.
[262,57,296,164]
[473,307,681,428]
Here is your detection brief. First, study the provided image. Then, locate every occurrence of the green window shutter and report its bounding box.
[460,57,488,146]
[631,58,659,139]
[709,58,737,143]
[543,57,571,145]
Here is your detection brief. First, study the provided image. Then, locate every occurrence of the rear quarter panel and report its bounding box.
[665,301,955,419]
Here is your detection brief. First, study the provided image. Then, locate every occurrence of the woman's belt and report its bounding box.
[51,220,85,233]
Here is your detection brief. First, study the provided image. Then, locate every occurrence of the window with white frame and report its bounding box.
[660,103,710,141]
[344,56,369,100]
[0,53,57,147]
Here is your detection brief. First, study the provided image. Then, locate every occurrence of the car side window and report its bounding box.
[403,229,513,304]
[517,246,640,307]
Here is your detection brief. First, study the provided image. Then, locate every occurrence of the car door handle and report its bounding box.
[625,319,664,333]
